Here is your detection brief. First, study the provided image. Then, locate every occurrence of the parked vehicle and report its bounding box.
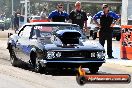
[0,19,5,31]
[87,16,99,40]
[4,18,11,30]
[112,24,121,41]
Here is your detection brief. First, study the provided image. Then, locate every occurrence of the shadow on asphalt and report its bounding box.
[13,60,113,76]
[15,60,88,76]
[15,61,111,76]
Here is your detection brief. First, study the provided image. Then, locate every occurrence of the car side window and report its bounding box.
[19,26,32,38]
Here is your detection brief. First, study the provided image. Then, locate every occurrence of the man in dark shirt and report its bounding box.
[93,4,120,58]
[48,3,69,22]
[69,1,88,30]
[14,9,20,31]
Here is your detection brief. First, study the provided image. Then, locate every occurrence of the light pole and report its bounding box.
[11,0,14,30]
[24,0,28,23]
[12,0,13,15]
[121,0,128,25]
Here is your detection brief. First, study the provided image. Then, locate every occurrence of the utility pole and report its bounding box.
[67,1,70,14]
[12,0,14,15]
[24,0,28,24]
[121,0,128,25]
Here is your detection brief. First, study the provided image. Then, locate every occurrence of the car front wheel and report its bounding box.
[89,67,99,74]
[31,54,45,73]
[35,60,45,73]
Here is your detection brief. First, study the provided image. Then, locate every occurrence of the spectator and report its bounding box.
[87,13,92,24]
[40,8,47,20]
[14,9,20,31]
[48,3,69,22]
[69,1,88,30]
[93,4,120,58]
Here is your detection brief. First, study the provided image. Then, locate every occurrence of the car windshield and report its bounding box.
[33,25,86,39]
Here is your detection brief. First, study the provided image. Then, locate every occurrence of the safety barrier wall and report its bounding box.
[120,25,132,60]
[30,19,48,23]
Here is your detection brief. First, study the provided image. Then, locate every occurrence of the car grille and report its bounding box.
[61,51,97,58]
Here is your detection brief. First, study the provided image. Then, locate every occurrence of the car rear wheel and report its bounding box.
[10,47,18,66]
[89,67,99,74]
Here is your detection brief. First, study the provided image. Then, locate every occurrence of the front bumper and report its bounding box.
[40,59,105,68]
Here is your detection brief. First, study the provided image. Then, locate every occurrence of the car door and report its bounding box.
[16,25,32,62]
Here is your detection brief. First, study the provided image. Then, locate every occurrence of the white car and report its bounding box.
[87,16,99,40]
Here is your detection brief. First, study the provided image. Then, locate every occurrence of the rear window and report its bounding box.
[34,26,52,32]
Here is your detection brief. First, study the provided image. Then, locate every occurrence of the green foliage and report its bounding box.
[0,0,121,17]
[0,0,21,17]
[82,4,102,16]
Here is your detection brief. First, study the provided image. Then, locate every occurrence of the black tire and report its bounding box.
[31,53,45,73]
[92,32,97,40]
[35,61,45,73]
[89,67,99,74]
[116,35,121,41]
[10,47,18,66]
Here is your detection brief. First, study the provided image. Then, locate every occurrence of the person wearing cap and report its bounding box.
[69,1,88,30]
[48,3,69,22]
[14,9,21,32]
[93,4,120,58]
[40,8,47,20]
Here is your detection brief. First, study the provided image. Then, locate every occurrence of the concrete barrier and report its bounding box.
[0,30,15,38]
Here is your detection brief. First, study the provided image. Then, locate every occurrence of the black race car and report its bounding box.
[7,22,105,74]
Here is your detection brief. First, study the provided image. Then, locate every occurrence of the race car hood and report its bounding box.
[40,29,104,51]
[43,40,104,51]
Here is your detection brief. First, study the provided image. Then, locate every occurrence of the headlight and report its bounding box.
[97,51,105,59]
[47,51,55,59]
[56,52,61,58]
